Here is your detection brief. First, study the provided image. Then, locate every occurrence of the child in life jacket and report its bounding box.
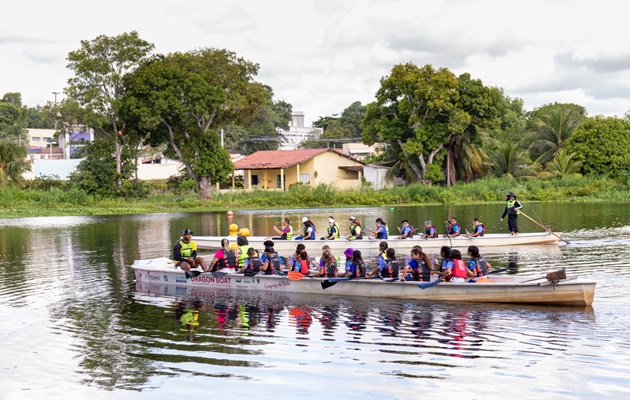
[243,247,261,277]
[467,245,491,279]
[441,249,468,283]
[344,249,366,278]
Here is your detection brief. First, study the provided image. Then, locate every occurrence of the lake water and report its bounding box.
[1,203,630,399]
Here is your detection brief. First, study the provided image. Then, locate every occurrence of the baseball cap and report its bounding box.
[328,218,335,223]
[182,229,193,235]
[301,217,308,223]
[264,246,275,253]
[425,220,431,224]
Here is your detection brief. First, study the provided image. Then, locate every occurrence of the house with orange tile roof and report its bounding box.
[232,148,364,190]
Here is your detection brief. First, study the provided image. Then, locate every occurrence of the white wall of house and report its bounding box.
[364,164,392,190]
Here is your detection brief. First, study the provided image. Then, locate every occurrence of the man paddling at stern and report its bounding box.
[173,229,208,272]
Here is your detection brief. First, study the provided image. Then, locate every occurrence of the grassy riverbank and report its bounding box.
[2,176,629,218]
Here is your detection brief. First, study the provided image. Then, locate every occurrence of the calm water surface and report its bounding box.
[1,203,629,399]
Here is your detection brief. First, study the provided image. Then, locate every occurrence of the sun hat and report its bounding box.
[182,228,193,235]
[506,192,516,199]
[343,248,354,258]
[302,217,308,223]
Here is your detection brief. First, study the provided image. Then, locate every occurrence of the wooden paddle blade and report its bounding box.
[546,269,566,281]
[288,271,304,281]
[417,278,441,289]
[321,280,337,289]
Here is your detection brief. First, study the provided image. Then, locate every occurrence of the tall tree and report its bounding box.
[66,31,154,187]
[362,63,459,184]
[0,139,30,187]
[524,103,587,164]
[226,85,292,154]
[362,63,503,185]
[122,48,267,198]
[339,101,366,137]
[566,116,630,177]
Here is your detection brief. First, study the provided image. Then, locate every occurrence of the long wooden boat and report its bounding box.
[193,231,562,253]
[132,257,595,306]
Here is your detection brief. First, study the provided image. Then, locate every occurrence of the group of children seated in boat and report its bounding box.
[273,215,486,242]
[205,235,491,283]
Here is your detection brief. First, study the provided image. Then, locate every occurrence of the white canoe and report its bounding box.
[132,257,595,306]
[193,232,562,253]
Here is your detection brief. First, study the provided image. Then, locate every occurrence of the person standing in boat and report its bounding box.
[368,218,389,239]
[322,217,341,240]
[173,229,209,272]
[272,218,293,240]
[466,218,485,237]
[500,192,523,235]
[208,238,238,272]
[294,217,316,240]
[348,217,363,240]
[443,217,461,238]
[421,220,438,239]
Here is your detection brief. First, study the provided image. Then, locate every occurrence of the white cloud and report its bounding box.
[2,0,630,123]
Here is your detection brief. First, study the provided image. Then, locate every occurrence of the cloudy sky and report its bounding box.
[3,0,630,125]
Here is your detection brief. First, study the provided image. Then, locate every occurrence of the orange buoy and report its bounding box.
[227,210,234,217]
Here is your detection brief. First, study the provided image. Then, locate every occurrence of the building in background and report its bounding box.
[342,143,383,160]
[233,148,363,190]
[278,112,322,150]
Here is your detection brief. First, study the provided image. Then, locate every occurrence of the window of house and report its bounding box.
[33,137,40,142]
[275,174,286,189]
[299,173,310,184]
[251,175,259,186]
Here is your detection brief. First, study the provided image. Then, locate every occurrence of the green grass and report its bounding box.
[2,175,630,218]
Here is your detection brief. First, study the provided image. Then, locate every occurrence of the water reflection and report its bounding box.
[2,206,630,398]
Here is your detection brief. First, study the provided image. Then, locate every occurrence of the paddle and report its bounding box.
[185,270,227,279]
[488,268,507,275]
[321,277,351,289]
[417,277,442,289]
[519,211,570,244]
[288,271,304,280]
[521,269,566,283]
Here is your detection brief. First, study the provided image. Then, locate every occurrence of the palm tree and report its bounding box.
[0,139,30,187]
[526,105,586,164]
[487,140,539,179]
[538,149,583,179]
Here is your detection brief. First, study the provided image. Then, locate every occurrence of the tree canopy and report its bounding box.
[361,63,504,185]
[66,31,154,187]
[122,48,268,198]
[566,116,630,177]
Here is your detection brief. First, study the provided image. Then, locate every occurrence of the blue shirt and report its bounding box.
[401,225,412,237]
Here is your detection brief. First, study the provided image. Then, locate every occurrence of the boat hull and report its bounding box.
[193,232,561,253]
[133,258,595,306]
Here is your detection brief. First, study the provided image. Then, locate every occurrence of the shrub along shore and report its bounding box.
[2,176,630,218]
